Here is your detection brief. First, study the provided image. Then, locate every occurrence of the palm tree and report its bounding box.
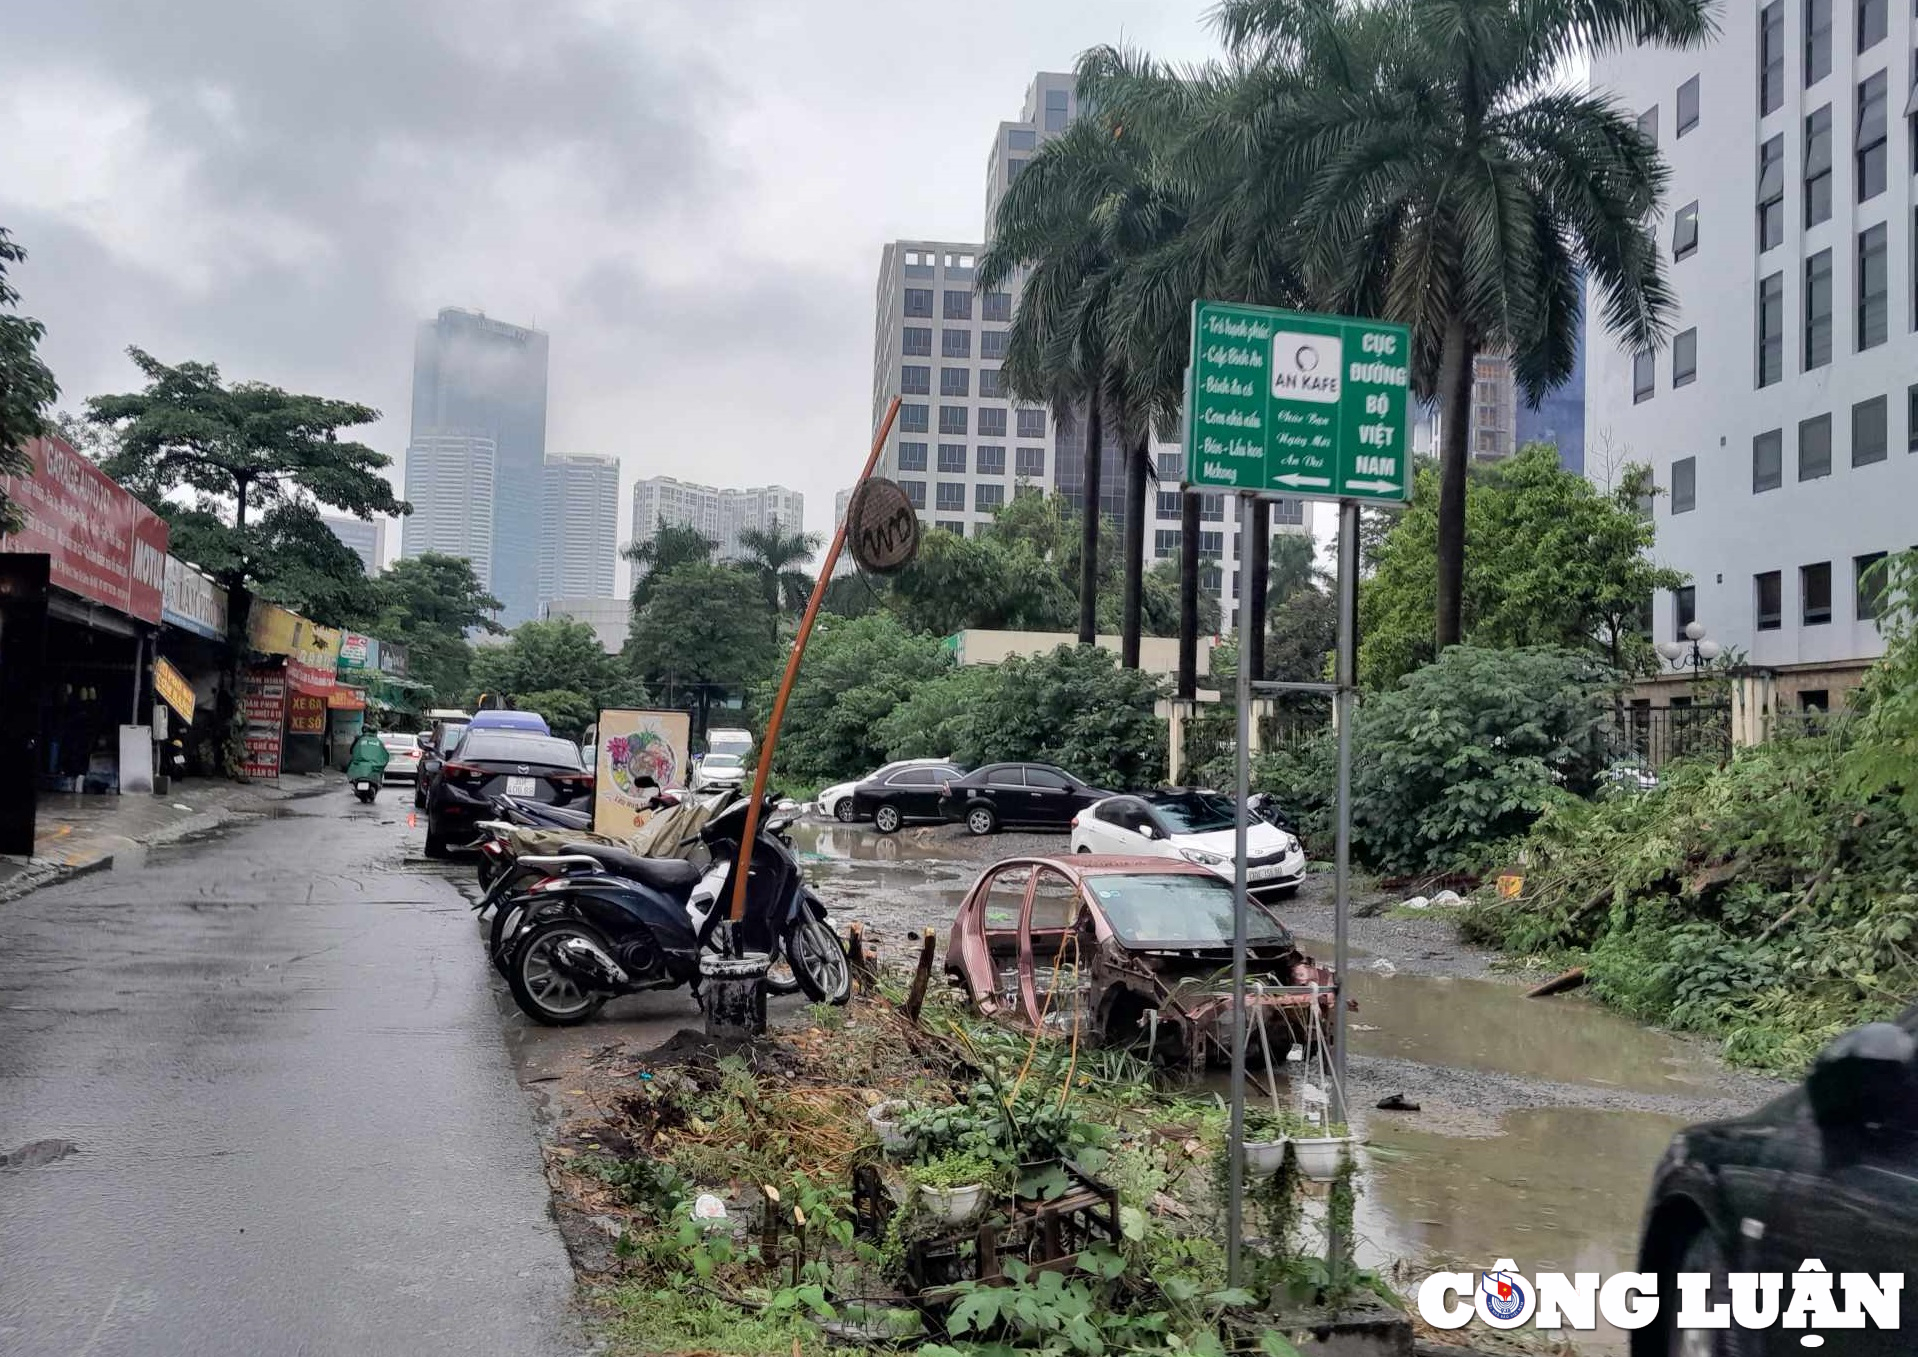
[736,518,823,627]
[622,522,714,611]
[1093,0,1709,652]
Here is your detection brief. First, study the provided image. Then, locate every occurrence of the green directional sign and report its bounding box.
[1184,301,1413,504]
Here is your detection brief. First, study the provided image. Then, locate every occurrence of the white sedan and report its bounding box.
[817,757,958,822]
[1070,790,1307,897]
[377,732,422,782]
[690,753,749,793]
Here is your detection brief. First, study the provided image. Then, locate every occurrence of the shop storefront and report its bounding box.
[157,555,229,776]
[246,603,340,777]
[0,433,167,851]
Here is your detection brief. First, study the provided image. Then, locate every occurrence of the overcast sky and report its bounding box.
[2,0,1227,574]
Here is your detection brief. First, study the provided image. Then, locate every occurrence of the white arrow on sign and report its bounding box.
[1342,478,1401,493]
[1273,473,1332,488]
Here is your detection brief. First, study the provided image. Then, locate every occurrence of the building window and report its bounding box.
[1857,551,1890,619]
[1006,159,1026,184]
[943,251,976,274]
[1756,570,1783,630]
[1859,223,1889,348]
[1852,394,1889,464]
[939,367,969,397]
[979,367,1004,399]
[1753,428,1784,492]
[897,441,927,472]
[1672,328,1698,386]
[938,405,968,435]
[1857,71,1889,200]
[1200,493,1225,522]
[1637,105,1658,145]
[942,328,971,359]
[1758,272,1784,386]
[900,478,925,509]
[1858,0,1886,51]
[1632,349,1655,402]
[903,249,936,276]
[1760,2,1785,114]
[936,519,965,536]
[1015,445,1045,478]
[974,483,1004,513]
[976,445,1006,476]
[1806,249,1834,368]
[903,288,933,318]
[1799,412,1833,479]
[1044,87,1069,131]
[1802,562,1833,624]
[900,403,928,433]
[902,364,930,395]
[1910,384,1918,452]
[1154,529,1180,559]
[1672,202,1699,261]
[934,482,965,512]
[1671,456,1696,512]
[1805,106,1833,226]
[1272,498,1305,526]
[978,407,1007,438]
[982,292,1012,323]
[1007,128,1036,151]
[1016,409,1046,439]
[1157,450,1185,479]
[937,443,967,473]
[980,330,1007,360]
[1156,490,1181,518]
[1198,531,1224,557]
[1758,135,1786,250]
[902,326,932,356]
[943,290,972,321]
[1807,0,1832,84]
[1676,75,1700,135]
[1675,585,1697,639]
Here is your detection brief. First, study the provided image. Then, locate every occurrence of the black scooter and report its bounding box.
[492,795,848,1026]
[472,794,593,887]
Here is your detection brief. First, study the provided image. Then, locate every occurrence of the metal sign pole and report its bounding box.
[1225,489,1253,1289]
[1332,499,1359,1122]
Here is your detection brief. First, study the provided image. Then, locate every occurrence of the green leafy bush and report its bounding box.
[769,613,952,784]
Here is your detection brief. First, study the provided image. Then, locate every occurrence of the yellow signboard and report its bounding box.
[154,656,196,723]
[594,709,691,839]
[1496,873,1525,900]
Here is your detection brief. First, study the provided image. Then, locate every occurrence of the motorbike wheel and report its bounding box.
[764,945,802,996]
[783,915,851,1005]
[508,920,611,1026]
[476,855,497,889]
[833,799,856,823]
[490,898,529,975]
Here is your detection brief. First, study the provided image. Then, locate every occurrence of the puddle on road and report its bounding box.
[787,820,968,866]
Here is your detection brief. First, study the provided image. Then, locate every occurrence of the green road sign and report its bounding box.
[1184,301,1413,504]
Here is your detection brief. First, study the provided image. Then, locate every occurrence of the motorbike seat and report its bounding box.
[558,842,702,893]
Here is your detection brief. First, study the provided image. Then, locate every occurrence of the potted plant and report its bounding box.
[909,1151,997,1224]
[1238,1108,1302,1178]
[1291,1122,1354,1182]
[866,1098,915,1155]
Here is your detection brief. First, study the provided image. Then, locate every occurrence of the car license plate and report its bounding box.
[506,776,537,796]
[1249,865,1283,881]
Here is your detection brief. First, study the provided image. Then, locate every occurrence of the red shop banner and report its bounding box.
[0,434,168,623]
[242,665,286,782]
[287,693,327,735]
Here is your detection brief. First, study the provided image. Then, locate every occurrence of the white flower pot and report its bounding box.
[1240,1136,1290,1178]
[867,1100,912,1155]
[918,1182,986,1223]
[1292,1135,1354,1182]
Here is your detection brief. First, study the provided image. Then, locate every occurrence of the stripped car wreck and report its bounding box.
[944,855,1343,1072]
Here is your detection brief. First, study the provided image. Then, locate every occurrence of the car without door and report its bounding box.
[848,761,968,833]
[944,855,1342,1071]
[819,757,960,823]
[1071,790,1307,898]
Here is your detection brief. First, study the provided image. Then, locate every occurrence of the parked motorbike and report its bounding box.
[490,794,849,1025]
[353,779,379,804]
[471,794,594,886]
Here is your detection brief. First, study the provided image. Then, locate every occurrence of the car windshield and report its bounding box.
[703,755,742,770]
[1085,874,1292,947]
[1145,793,1237,835]
[459,733,583,768]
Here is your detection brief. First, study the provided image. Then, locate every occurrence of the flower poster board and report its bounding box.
[595,708,691,838]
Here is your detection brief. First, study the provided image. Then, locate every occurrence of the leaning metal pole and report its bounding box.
[1333,499,1358,1121]
[1225,489,1254,1289]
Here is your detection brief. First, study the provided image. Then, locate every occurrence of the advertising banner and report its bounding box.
[153,656,196,723]
[0,433,169,622]
[594,708,691,839]
[248,602,340,695]
[338,632,375,670]
[161,555,228,640]
[327,685,368,711]
[287,693,327,735]
[241,666,286,781]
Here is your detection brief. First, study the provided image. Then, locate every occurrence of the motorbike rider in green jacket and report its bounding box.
[345,726,391,784]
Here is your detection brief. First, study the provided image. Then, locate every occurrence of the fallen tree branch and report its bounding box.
[1755,865,1833,944]
[1526,967,1587,999]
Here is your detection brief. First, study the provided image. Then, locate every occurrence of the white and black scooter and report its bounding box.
[353,778,379,803]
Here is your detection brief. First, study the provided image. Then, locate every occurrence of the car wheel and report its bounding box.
[1075,844,1092,854]
[833,798,856,823]
[1667,1230,1745,1357]
[873,804,902,834]
[414,785,427,809]
[965,805,997,837]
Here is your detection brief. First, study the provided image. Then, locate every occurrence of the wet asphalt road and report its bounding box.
[0,796,579,1357]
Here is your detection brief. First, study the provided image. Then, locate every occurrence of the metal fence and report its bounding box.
[1603,703,1731,771]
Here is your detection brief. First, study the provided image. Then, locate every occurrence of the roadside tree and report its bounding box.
[376,552,502,706]
[625,564,776,744]
[624,524,715,612]
[770,614,952,785]
[0,228,54,531]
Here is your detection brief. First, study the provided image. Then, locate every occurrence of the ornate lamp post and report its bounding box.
[1656,620,1720,678]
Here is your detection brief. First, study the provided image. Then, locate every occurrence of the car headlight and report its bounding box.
[1283,834,1301,854]
[1179,847,1227,867]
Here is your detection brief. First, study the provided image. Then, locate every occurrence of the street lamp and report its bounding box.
[1656,620,1721,678]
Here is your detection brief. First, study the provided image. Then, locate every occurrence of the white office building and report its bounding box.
[538,455,620,605]
[322,516,386,575]
[1587,0,1916,710]
[628,476,805,589]
[400,431,497,586]
[541,595,630,653]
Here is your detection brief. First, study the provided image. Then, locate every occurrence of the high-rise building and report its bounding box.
[322,515,386,575]
[403,308,549,624]
[538,455,620,604]
[1587,2,1916,708]
[541,596,631,653]
[399,432,497,585]
[627,476,806,590]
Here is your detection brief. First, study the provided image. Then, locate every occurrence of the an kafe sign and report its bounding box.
[846,477,920,575]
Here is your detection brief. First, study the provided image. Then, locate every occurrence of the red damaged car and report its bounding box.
[944,855,1341,1071]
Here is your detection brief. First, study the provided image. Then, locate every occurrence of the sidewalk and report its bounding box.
[0,772,343,903]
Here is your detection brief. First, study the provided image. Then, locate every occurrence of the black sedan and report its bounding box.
[424,730,595,858]
[935,762,1113,836]
[1631,1005,1917,1357]
[850,762,964,834]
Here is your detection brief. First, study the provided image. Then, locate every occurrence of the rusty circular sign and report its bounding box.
[846,478,921,575]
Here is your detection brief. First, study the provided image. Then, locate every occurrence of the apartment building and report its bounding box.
[1587,0,1917,709]
[537,455,620,604]
[627,476,806,589]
